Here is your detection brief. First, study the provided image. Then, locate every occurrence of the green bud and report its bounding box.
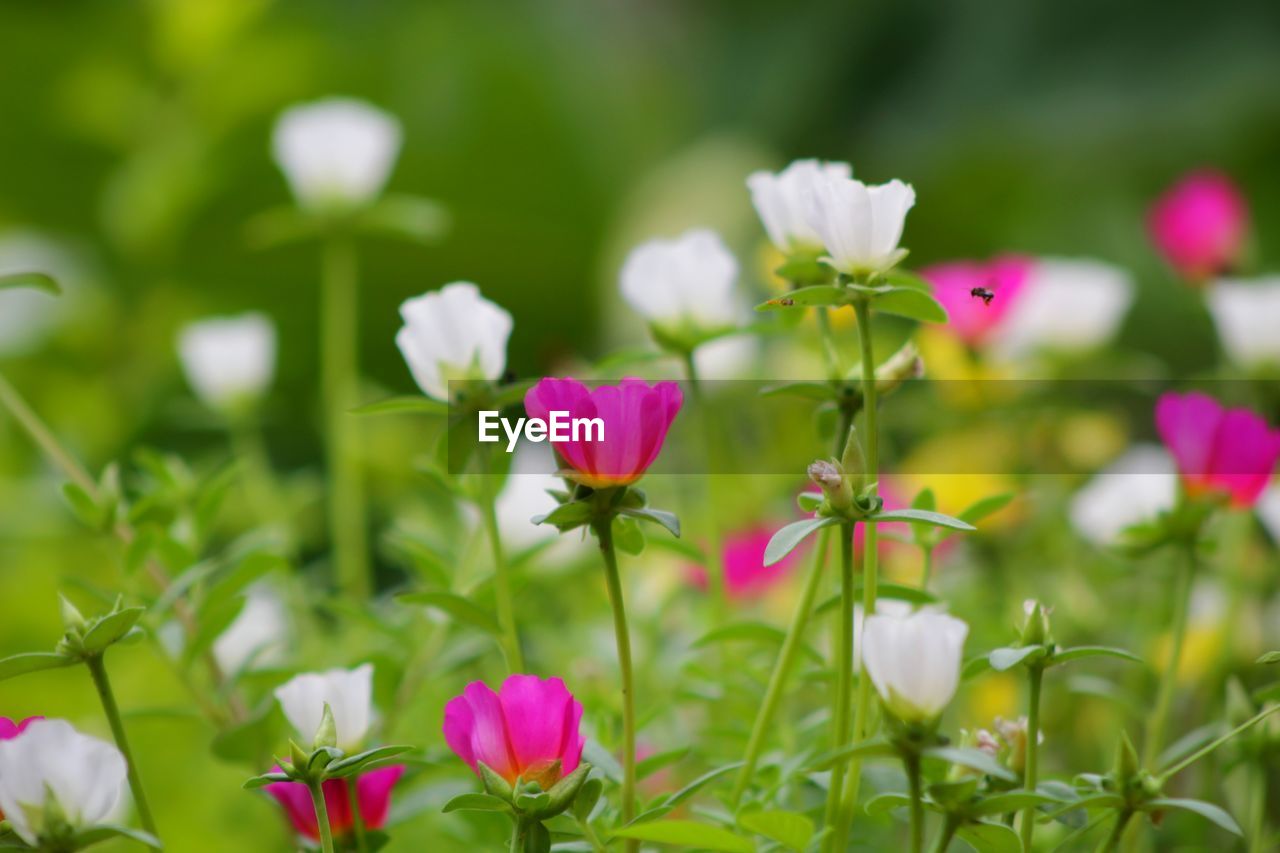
[1019,600,1052,647]
[840,426,868,490]
[808,459,853,512]
[479,762,514,802]
[1113,730,1140,781]
[539,762,592,818]
[1225,677,1255,728]
[313,703,338,751]
[289,740,309,775]
[58,594,86,632]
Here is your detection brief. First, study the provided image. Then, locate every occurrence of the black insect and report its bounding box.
[970,286,995,306]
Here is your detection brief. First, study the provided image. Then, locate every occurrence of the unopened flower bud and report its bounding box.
[995,716,1038,775]
[808,459,853,511]
[1113,730,1140,781]
[840,426,868,491]
[874,341,925,399]
[313,703,337,750]
[58,595,86,633]
[1020,599,1052,647]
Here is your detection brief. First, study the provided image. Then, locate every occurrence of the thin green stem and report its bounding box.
[321,236,370,598]
[1100,811,1133,853]
[1021,665,1043,852]
[815,308,844,380]
[1142,543,1196,767]
[0,370,97,493]
[594,518,637,853]
[478,448,524,672]
[347,776,369,853]
[510,820,521,853]
[730,530,832,808]
[575,813,607,853]
[928,816,959,853]
[823,521,856,837]
[681,351,726,620]
[1157,704,1279,783]
[920,547,934,590]
[906,753,925,853]
[308,780,336,853]
[85,655,157,839]
[1248,764,1266,853]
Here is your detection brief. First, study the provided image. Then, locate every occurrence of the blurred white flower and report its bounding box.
[803,176,915,276]
[1207,277,1280,368]
[747,159,852,254]
[991,258,1133,360]
[395,282,513,401]
[213,584,289,674]
[862,608,968,722]
[619,229,740,332]
[272,97,402,211]
[853,598,914,672]
[274,663,373,752]
[1257,485,1280,544]
[177,312,276,412]
[495,443,562,549]
[1070,445,1178,545]
[0,719,127,846]
[0,232,87,357]
[690,333,759,380]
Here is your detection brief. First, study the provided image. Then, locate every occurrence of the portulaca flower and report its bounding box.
[747,159,852,254]
[1069,445,1178,545]
[0,719,127,846]
[274,663,373,752]
[1207,277,1280,368]
[177,312,276,411]
[396,282,513,401]
[619,229,740,333]
[803,176,915,276]
[213,584,289,674]
[990,258,1133,360]
[853,598,913,672]
[272,98,402,211]
[862,609,968,723]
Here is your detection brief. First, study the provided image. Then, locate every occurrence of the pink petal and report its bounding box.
[1148,170,1248,281]
[1155,392,1223,487]
[443,681,517,781]
[922,255,1032,344]
[355,765,406,830]
[0,716,41,740]
[1208,409,1280,507]
[498,675,581,777]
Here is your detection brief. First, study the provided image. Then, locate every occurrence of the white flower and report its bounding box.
[274,663,373,752]
[619,229,740,331]
[272,98,402,211]
[991,258,1133,360]
[495,444,562,549]
[395,282,513,400]
[213,584,289,674]
[747,159,852,253]
[0,231,85,357]
[177,312,276,411]
[691,334,759,380]
[862,609,968,722]
[803,176,915,276]
[853,598,914,672]
[1069,445,1178,545]
[1207,277,1280,368]
[0,719,127,845]
[1257,485,1280,545]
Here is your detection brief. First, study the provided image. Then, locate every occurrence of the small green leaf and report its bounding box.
[760,381,839,402]
[72,825,161,850]
[61,482,107,530]
[1047,646,1142,668]
[398,591,502,636]
[692,622,821,663]
[955,820,1021,853]
[243,772,293,789]
[636,748,688,780]
[1254,650,1280,665]
[659,762,744,807]
[738,809,814,851]
[442,792,513,814]
[573,777,603,821]
[1146,798,1242,835]
[324,744,414,778]
[967,791,1063,817]
[872,287,948,324]
[618,507,681,538]
[530,501,594,530]
[0,652,76,682]
[756,285,848,312]
[923,747,1018,782]
[612,820,753,852]
[864,792,912,816]
[959,493,1015,524]
[352,395,450,416]
[81,607,146,654]
[0,271,59,294]
[988,645,1048,672]
[806,738,896,771]
[764,516,840,566]
[869,508,975,531]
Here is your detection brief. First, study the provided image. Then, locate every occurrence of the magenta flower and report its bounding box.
[1155,391,1280,507]
[1148,170,1249,283]
[443,674,584,789]
[264,765,405,842]
[688,526,801,600]
[524,377,683,489]
[922,255,1033,345]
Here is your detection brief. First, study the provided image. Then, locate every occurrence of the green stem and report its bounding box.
[823,521,857,836]
[0,370,97,493]
[594,518,637,853]
[906,753,925,853]
[308,779,336,853]
[1248,764,1266,853]
[928,816,959,853]
[920,547,934,590]
[731,529,832,807]
[832,296,881,851]
[85,655,158,839]
[1021,665,1043,852]
[479,448,524,672]
[1100,811,1132,853]
[1157,704,1280,782]
[347,776,369,853]
[1142,543,1195,767]
[815,307,844,380]
[681,351,726,620]
[509,819,521,853]
[321,236,369,598]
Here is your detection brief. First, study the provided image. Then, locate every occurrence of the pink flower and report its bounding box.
[687,526,801,600]
[922,255,1033,345]
[264,765,406,842]
[443,674,584,789]
[524,377,682,489]
[1155,392,1280,507]
[1148,170,1249,283]
[0,717,40,822]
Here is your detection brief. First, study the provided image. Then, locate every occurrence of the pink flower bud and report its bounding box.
[1148,170,1249,283]
[1155,391,1280,508]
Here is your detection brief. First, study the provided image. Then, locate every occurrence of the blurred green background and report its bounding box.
[2,1,1279,850]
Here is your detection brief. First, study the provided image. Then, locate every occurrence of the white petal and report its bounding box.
[176,313,276,410]
[1070,445,1178,545]
[213,584,290,674]
[274,663,374,752]
[619,229,739,328]
[1207,277,1280,368]
[396,282,513,400]
[991,258,1133,359]
[747,159,851,253]
[272,98,402,210]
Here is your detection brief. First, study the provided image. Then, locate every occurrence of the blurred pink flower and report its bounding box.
[265,765,405,842]
[687,526,801,600]
[524,377,682,489]
[922,255,1034,345]
[1155,391,1280,507]
[443,674,584,788]
[1148,170,1249,283]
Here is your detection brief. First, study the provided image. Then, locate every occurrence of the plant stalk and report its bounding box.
[823,520,856,837]
[682,351,727,620]
[906,752,925,853]
[85,654,158,839]
[1142,543,1195,767]
[308,779,337,853]
[594,518,637,853]
[478,447,524,672]
[1021,665,1044,851]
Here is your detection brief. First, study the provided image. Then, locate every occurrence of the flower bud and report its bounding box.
[313,703,337,751]
[58,594,86,632]
[1113,730,1140,782]
[840,426,868,491]
[995,716,1035,776]
[1019,600,1052,647]
[808,459,853,511]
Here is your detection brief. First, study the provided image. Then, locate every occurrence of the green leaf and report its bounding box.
[864,792,912,816]
[869,508,976,531]
[325,744,415,777]
[1255,651,1280,665]
[988,645,1048,672]
[352,395,450,416]
[764,516,840,566]
[738,809,814,851]
[923,747,1017,782]
[636,748,688,780]
[356,193,450,244]
[81,606,146,654]
[618,506,681,539]
[531,501,593,530]
[573,777,603,821]
[806,738,896,771]
[1146,798,1242,835]
[72,825,161,850]
[692,622,821,663]
[759,381,839,402]
[0,271,59,294]
[1047,646,1142,668]
[442,792,513,814]
[0,652,76,682]
[967,791,1063,817]
[243,772,293,789]
[756,285,848,312]
[796,491,824,512]
[660,762,744,807]
[612,820,753,853]
[872,287,948,324]
[398,591,502,636]
[959,493,1015,524]
[613,515,646,556]
[61,482,107,530]
[955,821,1021,853]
